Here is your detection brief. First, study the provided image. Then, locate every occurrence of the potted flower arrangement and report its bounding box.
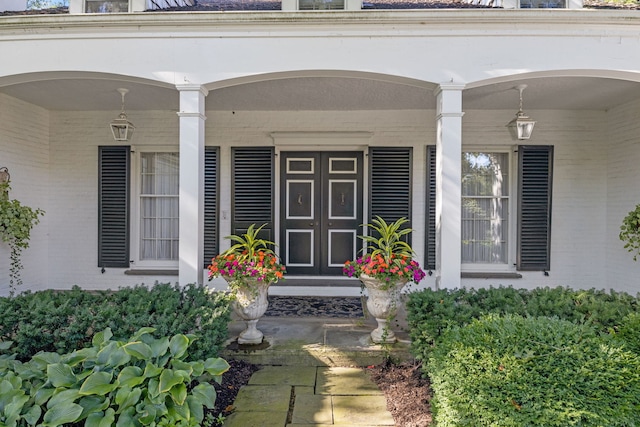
[343,216,425,343]
[208,223,285,344]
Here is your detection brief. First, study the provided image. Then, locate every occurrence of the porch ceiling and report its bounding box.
[1,75,640,112]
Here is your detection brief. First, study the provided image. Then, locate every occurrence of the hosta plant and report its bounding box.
[0,327,230,426]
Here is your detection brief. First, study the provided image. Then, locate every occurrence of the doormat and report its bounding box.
[264,296,365,318]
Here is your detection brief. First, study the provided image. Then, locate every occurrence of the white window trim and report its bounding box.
[130,146,179,270]
[461,146,517,273]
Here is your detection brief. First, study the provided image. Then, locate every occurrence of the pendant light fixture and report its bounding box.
[110,88,135,141]
[507,84,536,140]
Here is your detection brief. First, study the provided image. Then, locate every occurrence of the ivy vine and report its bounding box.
[0,181,45,294]
[619,203,640,261]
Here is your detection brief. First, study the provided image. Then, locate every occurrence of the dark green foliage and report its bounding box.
[407,286,640,358]
[0,327,230,426]
[428,315,640,427]
[618,312,640,354]
[0,283,231,361]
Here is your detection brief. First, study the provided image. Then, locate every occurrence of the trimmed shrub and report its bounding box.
[0,283,231,361]
[618,312,640,355]
[407,286,640,359]
[0,327,230,426]
[428,315,640,427]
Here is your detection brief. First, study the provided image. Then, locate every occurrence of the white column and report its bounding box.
[435,83,464,289]
[177,84,208,286]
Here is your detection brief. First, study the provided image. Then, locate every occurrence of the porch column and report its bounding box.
[177,84,208,286]
[435,83,464,289]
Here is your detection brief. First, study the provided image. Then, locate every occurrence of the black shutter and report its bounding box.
[369,147,412,243]
[231,147,274,242]
[204,147,219,267]
[517,145,553,271]
[98,146,130,268]
[425,145,436,270]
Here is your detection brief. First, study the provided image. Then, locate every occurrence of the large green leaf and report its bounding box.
[168,335,189,359]
[167,399,190,422]
[47,363,77,388]
[130,327,156,341]
[4,393,29,421]
[106,346,131,369]
[191,383,217,409]
[34,387,55,406]
[115,407,137,427]
[186,395,204,424]
[79,372,116,396]
[170,360,194,376]
[78,395,110,418]
[23,405,42,425]
[92,328,113,347]
[146,337,169,359]
[204,357,230,376]
[159,369,183,393]
[63,347,97,367]
[123,342,153,360]
[117,366,145,388]
[169,383,187,406]
[115,386,142,413]
[0,341,13,351]
[143,362,162,379]
[46,388,82,410]
[42,402,83,426]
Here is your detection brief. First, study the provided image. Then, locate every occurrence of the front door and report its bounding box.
[280,152,363,275]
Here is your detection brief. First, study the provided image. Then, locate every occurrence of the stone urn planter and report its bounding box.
[360,274,408,343]
[227,278,271,344]
[343,216,426,345]
[208,223,286,345]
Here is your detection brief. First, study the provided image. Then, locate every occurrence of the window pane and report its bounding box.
[299,0,345,9]
[139,152,179,262]
[85,0,129,12]
[461,152,509,264]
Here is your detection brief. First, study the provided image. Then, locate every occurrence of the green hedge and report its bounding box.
[407,286,640,357]
[0,283,231,361]
[428,315,640,427]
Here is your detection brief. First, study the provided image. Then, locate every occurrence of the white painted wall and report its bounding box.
[2,100,626,296]
[0,94,50,296]
[606,98,640,295]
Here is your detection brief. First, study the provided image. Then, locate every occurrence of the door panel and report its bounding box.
[281,152,363,275]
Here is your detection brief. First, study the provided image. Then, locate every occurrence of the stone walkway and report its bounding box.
[223,365,395,426]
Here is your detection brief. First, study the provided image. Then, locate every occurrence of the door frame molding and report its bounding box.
[271,131,372,279]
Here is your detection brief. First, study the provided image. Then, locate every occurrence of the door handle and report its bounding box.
[309,222,314,226]
[329,222,333,226]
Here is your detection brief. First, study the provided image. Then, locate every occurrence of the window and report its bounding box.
[461,151,510,266]
[98,146,219,271]
[85,0,129,13]
[135,151,179,266]
[424,145,553,272]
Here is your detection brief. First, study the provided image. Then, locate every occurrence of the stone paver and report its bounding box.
[231,384,292,413]
[315,367,383,395]
[333,395,395,425]
[249,366,317,386]
[291,394,333,424]
[223,410,288,427]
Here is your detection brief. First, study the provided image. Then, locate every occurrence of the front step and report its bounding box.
[220,316,414,367]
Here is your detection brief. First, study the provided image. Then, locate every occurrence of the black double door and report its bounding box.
[280,152,363,275]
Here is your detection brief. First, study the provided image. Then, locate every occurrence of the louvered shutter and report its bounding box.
[98,146,130,268]
[425,146,436,270]
[369,147,412,244]
[231,147,274,241]
[517,145,553,271]
[204,147,219,267]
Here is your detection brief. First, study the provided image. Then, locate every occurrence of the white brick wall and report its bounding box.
[0,93,50,296]
[2,100,638,295]
[606,98,640,295]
